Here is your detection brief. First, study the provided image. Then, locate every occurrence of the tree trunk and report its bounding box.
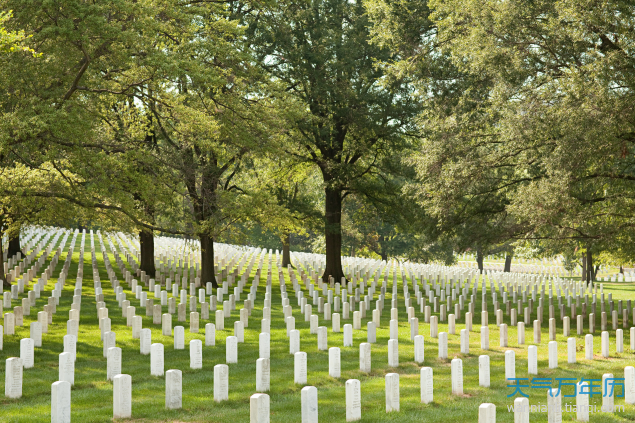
[282,233,293,268]
[200,233,218,288]
[0,225,9,288]
[586,248,594,284]
[476,247,484,273]
[504,254,512,272]
[381,251,388,262]
[139,230,156,278]
[581,254,587,282]
[8,233,21,258]
[323,187,345,283]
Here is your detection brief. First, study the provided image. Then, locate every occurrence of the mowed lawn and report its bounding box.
[2,238,635,422]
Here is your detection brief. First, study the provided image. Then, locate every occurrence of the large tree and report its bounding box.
[248,0,419,282]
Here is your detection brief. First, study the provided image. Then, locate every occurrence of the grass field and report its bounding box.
[2,234,635,422]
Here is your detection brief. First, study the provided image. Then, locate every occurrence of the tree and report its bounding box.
[248,0,420,282]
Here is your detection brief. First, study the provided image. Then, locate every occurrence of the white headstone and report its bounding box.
[5,357,22,398]
[51,380,72,423]
[113,374,132,418]
[290,329,300,355]
[259,332,270,359]
[250,393,270,423]
[294,351,307,385]
[345,379,361,421]
[205,323,216,347]
[479,355,490,388]
[385,373,399,412]
[317,326,328,351]
[64,335,77,362]
[59,352,74,386]
[151,343,164,376]
[165,369,182,410]
[420,367,433,404]
[20,338,34,369]
[505,350,515,380]
[528,345,538,374]
[514,397,529,423]
[140,329,151,355]
[547,387,561,423]
[567,337,576,363]
[548,341,558,369]
[451,358,463,395]
[174,326,185,350]
[478,403,496,423]
[256,357,270,392]
[344,324,353,347]
[226,336,238,364]
[576,381,589,422]
[360,342,371,373]
[107,347,122,381]
[301,386,318,422]
[585,334,593,360]
[190,339,202,369]
[213,364,229,402]
[438,332,448,359]
[329,347,341,378]
[414,335,424,364]
[625,366,635,405]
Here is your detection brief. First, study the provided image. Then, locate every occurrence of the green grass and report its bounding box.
[2,235,635,422]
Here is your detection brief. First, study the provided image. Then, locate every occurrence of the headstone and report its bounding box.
[301,386,319,422]
[388,339,399,367]
[601,331,609,358]
[385,373,400,412]
[602,373,614,413]
[259,332,270,359]
[576,381,589,422]
[107,347,122,381]
[190,339,202,369]
[174,326,185,350]
[548,341,558,369]
[329,347,341,378]
[478,403,496,423]
[140,329,151,355]
[64,335,77,362]
[256,358,270,392]
[165,369,182,410]
[585,334,593,360]
[206,323,216,347]
[290,330,300,354]
[481,326,489,350]
[345,379,361,421]
[451,358,463,395]
[625,366,635,405]
[438,332,448,359]
[59,352,74,386]
[360,342,371,373]
[226,336,238,363]
[113,374,132,418]
[20,338,34,369]
[479,355,490,387]
[414,335,425,364]
[420,367,433,404]
[547,387,561,423]
[317,326,328,351]
[250,393,270,423]
[528,345,537,374]
[294,351,307,385]
[51,380,71,423]
[567,337,576,363]
[5,357,22,398]
[513,397,529,423]
[151,343,164,376]
[213,364,229,402]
